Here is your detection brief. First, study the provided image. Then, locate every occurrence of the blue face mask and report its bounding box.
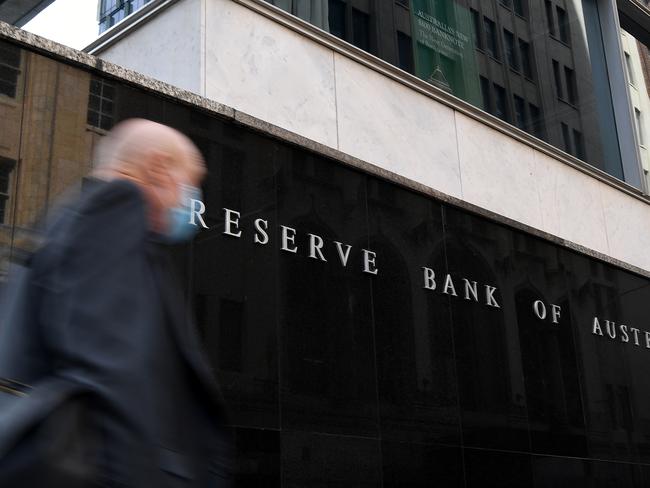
[163,183,203,244]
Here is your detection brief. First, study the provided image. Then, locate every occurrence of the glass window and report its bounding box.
[0,158,14,224]
[529,103,545,139]
[636,108,645,146]
[99,0,153,33]
[625,52,635,86]
[573,129,585,159]
[0,41,21,99]
[557,6,570,44]
[397,31,414,74]
[552,59,563,99]
[480,76,492,113]
[263,0,639,183]
[561,122,572,154]
[471,9,482,50]
[545,0,556,37]
[513,0,526,17]
[565,66,578,105]
[519,40,533,79]
[514,95,527,130]
[484,17,499,59]
[494,83,508,121]
[352,9,370,52]
[328,0,346,40]
[504,30,519,71]
[87,76,115,131]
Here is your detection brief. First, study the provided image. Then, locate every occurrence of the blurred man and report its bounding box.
[0,119,232,487]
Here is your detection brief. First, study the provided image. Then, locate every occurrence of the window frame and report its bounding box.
[483,16,500,60]
[503,29,519,72]
[0,42,22,100]
[0,158,16,225]
[87,76,116,132]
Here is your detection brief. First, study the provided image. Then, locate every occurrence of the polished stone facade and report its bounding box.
[3,40,650,487]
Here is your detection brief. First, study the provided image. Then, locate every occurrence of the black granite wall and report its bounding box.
[4,45,650,486]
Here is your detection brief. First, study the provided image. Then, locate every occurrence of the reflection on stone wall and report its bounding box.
[263,0,625,179]
[4,41,650,486]
[0,40,105,280]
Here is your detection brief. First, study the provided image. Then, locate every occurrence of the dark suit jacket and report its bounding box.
[0,178,232,487]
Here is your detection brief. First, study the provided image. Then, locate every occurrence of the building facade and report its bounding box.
[3,0,650,485]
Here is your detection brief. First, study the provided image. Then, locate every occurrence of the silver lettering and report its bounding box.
[334,241,352,267]
[485,286,500,308]
[308,234,327,261]
[533,300,547,320]
[605,320,616,339]
[281,226,298,253]
[551,304,561,324]
[190,199,208,228]
[631,327,641,345]
[254,218,269,245]
[463,279,478,302]
[443,274,458,297]
[620,324,629,343]
[223,208,242,237]
[362,250,378,275]
[592,317,603,336]
[423,267,436,290]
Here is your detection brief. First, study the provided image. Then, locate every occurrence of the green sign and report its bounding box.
[410,0,481,106]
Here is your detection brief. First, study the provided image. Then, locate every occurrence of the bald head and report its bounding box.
[94,119,204,179]
[92,118,206,234]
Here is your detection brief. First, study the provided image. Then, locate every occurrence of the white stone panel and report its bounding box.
[334,54,462,198]
[99,0,203,95]
[455,112,541,229]
[204,0,338,148]
[601,183,650,271]
[534,150,610,256]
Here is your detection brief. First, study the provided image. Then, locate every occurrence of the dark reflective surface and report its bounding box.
[275,149,378,437]
[166,102,282,430]
[232,428,281,487]
[368,179,459,446]
[511,239,587,457]
[563,250,650,464]
[464,448,533,487]
[282,432,381,487]
[264,0,627,183]
[444,207,530,452]
[382,441,463,487]
[5,43,650,486]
